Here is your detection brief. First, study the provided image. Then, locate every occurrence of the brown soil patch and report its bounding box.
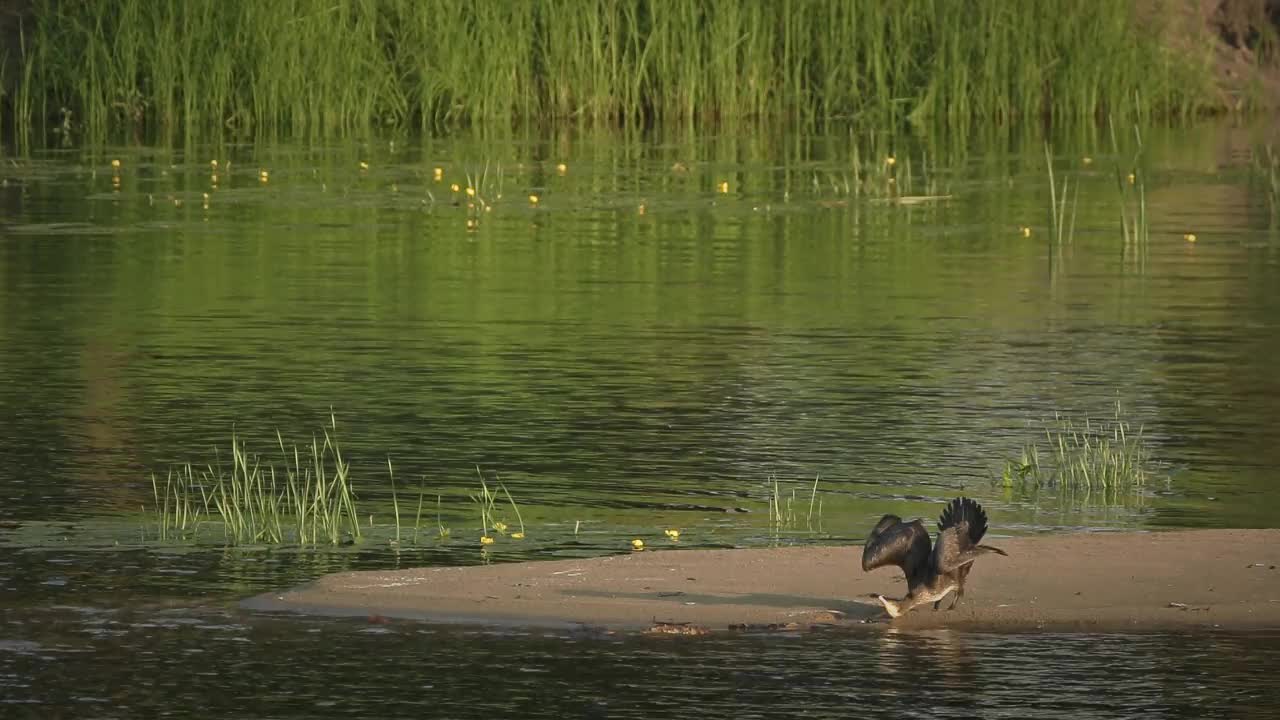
[245,529,1280,633]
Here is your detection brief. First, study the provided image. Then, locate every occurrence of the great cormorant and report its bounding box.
[861,497,1007,618]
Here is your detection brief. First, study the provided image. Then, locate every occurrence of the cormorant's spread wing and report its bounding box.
[938,497,989,546]
[862,515,931,584]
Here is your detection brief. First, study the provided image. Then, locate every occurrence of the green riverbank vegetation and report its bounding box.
[5,0,1225,141]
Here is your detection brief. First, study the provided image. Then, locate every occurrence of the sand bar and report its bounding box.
[244,529,1280,633]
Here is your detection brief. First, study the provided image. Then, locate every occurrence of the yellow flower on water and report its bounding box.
[480,535,495,545]
[638,203,646,215]
[664,529,680,541]
[202,192,210,210]
[885,156,896,167]
[451,183,460,193]
[717,181,729,193]
[493,522,508,533]
[259,169,269,183]
[111,159,121,169]
[466,218,479,231]
[556,163,568,175]
[1082,157,1094,165]
[1184,233,1197,243]
[210,160,219,169]
[529,194,540,205]
[1021,226,1032,237]
[465,187,476,197]
[631,538,644,550]
[433,167,444,181]
[512,532,525,540]
[1127,173,1136,185]
[359,161,369,171]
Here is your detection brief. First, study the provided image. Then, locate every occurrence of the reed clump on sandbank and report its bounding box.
[9,0,1215,140]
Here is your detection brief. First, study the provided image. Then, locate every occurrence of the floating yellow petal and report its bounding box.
[885,156,896,167]
[631,538,644,550]
[556,163,568,175]
[1082,157,1093,165]
[465,187,476,197]
[1127,173,1136,185]
[451,183,460,193]
[111,159,121,169]
[1021,226,1032,238]
[529,194,540,205]
[1184,233,1197,243]
[480,535,495,545]
[664,529,680,540]
[493,522,507,533]
[433,167,444,181]
[359,161,369,171]
[511,532,525,540]
[717,181,729,193]
[259,170,269,183]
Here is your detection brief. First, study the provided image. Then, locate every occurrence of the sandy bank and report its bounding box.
[244,529,1280,633]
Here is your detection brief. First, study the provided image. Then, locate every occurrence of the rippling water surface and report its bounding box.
[3,605,1276,719]
[2,123,1279,716]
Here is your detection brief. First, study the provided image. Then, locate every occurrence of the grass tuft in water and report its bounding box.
[1000,402,1153,493]
[766,474,824,534]
[468,467,527,543]
[147,415,362,546]
[150,464,208,541]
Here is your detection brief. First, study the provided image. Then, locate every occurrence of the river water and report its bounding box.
[1,123,1278,716]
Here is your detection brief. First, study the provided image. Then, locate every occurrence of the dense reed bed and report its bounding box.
[8,0,1214,140]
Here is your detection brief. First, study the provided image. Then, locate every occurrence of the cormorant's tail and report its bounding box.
[938,496,990,545]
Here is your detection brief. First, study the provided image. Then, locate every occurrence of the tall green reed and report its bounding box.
[1110,121,1149,247]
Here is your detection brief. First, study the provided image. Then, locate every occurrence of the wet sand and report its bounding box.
[244,529,1280,633]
